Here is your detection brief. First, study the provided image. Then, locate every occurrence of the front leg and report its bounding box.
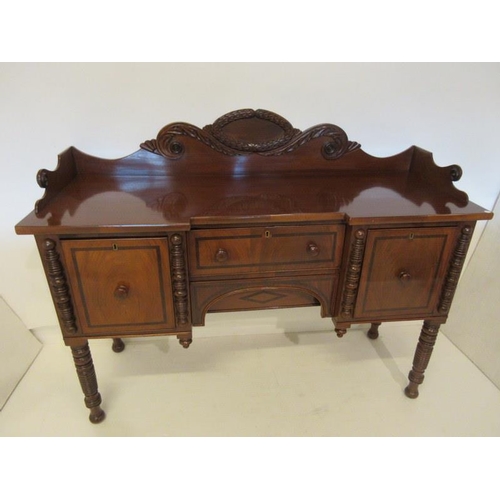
[112,338,125,353]
[367,322,381,339]
[405,320,441,399]
[70,342,105,423]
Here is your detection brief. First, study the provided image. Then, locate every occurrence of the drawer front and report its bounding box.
[61,238,176,335]
[188,224,344,279]
[355,227,457,319]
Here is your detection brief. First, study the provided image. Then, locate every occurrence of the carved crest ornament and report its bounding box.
[140,108,361,160]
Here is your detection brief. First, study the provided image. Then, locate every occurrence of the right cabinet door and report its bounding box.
[355,227,457,319]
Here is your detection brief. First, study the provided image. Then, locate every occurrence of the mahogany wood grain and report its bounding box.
[355,226,457,319]
[14,109,494,421]
[61,238,176,335]
[71,341,105,423]
[35,148,77,214]
[190,274,337,326]
[188,224,343,279]
[405,320,441,398]
[15,171,491,236]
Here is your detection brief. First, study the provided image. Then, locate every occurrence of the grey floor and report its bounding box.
[1,320,500,437]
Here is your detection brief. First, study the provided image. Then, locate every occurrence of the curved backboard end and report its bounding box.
[409,147,469,206]
[35,147,77,215]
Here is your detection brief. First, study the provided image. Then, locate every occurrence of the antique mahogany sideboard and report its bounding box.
[15,109,493,423]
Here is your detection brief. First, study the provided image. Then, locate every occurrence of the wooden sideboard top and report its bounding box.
[15,109,492,235]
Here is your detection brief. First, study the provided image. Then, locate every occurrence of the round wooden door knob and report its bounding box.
[215,248,229,262]
[114,283,130,299]
[307,242,320,256]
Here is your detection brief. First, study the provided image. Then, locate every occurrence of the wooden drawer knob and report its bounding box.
[215,248,229,262]
[114,283,130,299]
[399,271,412,282]
[307,242,320,257]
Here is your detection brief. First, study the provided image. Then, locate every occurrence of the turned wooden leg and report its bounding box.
[335,328,347,338]
[112,338,125,353]
[177,333,193,348]
[367,322,381,339]
[71,342,106,423]
[405,320,441,399]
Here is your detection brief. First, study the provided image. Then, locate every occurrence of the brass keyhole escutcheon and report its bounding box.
[264,230,271,238]
[409,233,415,240]
[112,243,118,250]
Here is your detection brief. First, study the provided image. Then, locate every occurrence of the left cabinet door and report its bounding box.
[61,238,176,335]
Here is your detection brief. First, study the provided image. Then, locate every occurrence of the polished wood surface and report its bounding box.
[190,274,336,326]
[355,227,456,319]
[14,109,493,422]
[16,162,491,235]
[62,238,176,335]
[189,224,343,279]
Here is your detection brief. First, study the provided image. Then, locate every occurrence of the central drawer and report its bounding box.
[188,224,344,279]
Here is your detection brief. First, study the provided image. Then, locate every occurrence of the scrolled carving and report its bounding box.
[340,229,366,318]
[34,148,77,215]
[142,122,239,159]
[438,225,472,313]
[260,124,361,159]
[37,169,49,188]
[43,239,77,334]
[139,139,158,154]
[140,109,360,160]
[170,233,190,326]
[449,165,463,182]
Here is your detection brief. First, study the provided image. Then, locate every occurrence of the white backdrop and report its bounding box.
[1,63,499,334]
[440,194,500,387]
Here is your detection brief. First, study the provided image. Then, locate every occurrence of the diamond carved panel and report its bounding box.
[240,291,287,304]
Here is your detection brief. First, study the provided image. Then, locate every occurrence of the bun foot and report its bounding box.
[112,338,125,353]
[404,383,419,399]
[367,322,381,339]
[179,338,193,348]
[335,328,347,338]
[89,406,106,424]
[177,334,193,348]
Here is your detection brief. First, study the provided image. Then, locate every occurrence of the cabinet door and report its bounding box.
[355,227,456,319]
[62,238,175,335]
